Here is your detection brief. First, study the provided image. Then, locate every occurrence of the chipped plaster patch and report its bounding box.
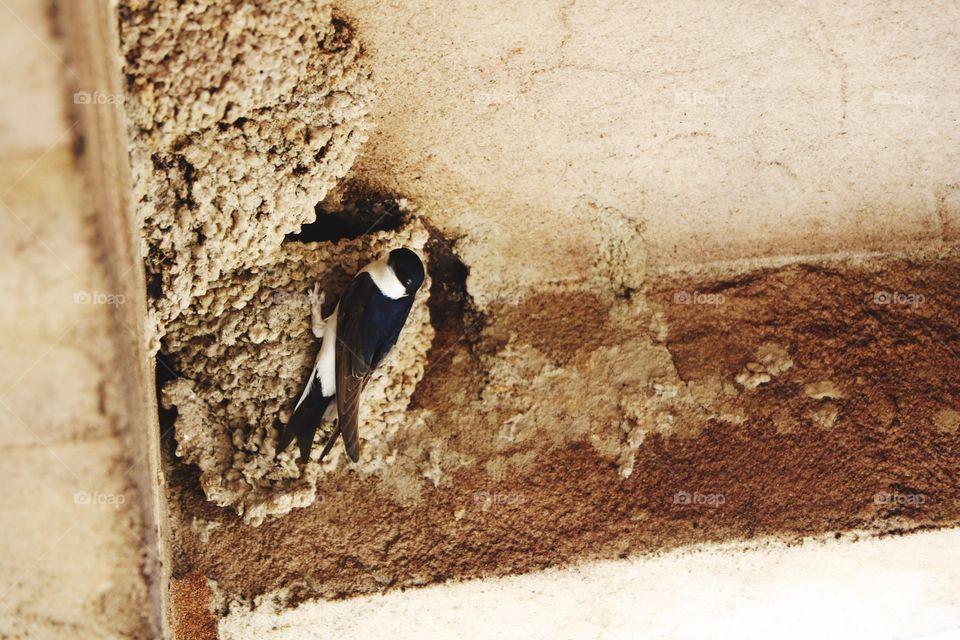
[757,342,794,376]
[804,380,844,400]
[736,363,772,390]
[810,402,840,429]
[934,409,960,434]
[736,342,794,390]
[191,517,222,545]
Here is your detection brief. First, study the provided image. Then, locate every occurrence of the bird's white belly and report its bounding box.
[316,306,338,396]
[293,303,338,411]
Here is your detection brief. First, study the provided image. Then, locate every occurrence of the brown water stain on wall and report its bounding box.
[165,253,960,606]
[169,573,218,640]
[500,291,614,366]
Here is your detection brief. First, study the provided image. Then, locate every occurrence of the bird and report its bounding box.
[276,247,425,464]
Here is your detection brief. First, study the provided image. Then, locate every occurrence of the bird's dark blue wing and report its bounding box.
[335,273,415,462]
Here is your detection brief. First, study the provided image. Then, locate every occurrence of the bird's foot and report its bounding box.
[308,282,326,338]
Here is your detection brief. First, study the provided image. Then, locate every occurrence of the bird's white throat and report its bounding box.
[361,258,407,300]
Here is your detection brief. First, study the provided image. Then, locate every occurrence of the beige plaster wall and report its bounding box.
[0,0,152,637]
[342,0,960,295]
[3,1,959,637]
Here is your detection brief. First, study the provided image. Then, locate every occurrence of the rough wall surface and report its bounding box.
[120,0,375,349]
[163,221,433,524]
[0,151,151,640]
[0,1,151,636]
[339,0,960,296]
[113,0,960,634]
[166,251,960,612]
[119,0,436,523]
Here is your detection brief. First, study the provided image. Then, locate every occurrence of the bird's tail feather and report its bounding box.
[276,394,333,463]
[317,423,341,463]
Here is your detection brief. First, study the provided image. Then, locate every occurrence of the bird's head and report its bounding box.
[387,247,425,295]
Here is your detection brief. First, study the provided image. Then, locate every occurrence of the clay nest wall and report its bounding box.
[120,0,440,523]
[121,0,374,349]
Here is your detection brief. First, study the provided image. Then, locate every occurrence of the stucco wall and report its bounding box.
[0,1,153,637]
[125,2,960,637]
[342,0,960,286]
[2,1,959,638]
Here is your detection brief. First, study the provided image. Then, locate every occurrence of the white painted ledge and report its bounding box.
[220,529,960,640]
